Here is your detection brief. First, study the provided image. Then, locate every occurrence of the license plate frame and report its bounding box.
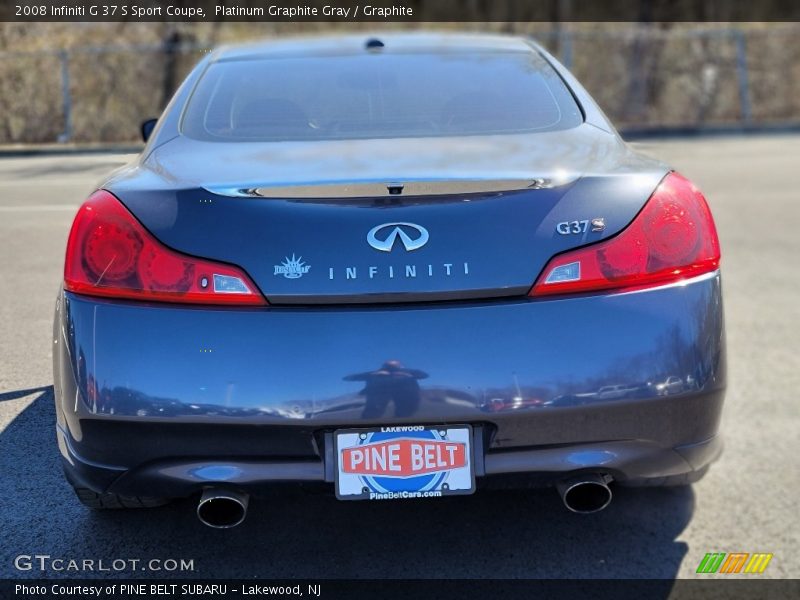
[334,424,475,501]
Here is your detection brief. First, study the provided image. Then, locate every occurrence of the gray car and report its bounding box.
[53,33,725,527]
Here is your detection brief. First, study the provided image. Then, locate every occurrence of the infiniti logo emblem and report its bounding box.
[367,222,429,252]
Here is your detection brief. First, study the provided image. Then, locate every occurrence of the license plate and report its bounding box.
[334,425,475,501]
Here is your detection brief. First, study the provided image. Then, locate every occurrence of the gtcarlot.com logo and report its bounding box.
[14,554,194,573]
[696,552,773,574]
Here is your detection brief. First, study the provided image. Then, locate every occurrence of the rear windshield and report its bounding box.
[181,51,583,142]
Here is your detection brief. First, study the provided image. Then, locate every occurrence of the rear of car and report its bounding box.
[53,33,725,524]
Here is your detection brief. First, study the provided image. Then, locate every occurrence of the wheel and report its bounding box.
[72,487,169,509]
[621,465,710,487]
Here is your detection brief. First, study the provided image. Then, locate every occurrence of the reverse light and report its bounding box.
[64,190,266,305]
[531,172,720,297]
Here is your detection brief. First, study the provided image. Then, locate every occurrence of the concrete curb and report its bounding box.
[621,122,800,140]
[0,144,143,157]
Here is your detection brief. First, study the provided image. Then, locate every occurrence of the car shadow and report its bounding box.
[1,388,694,585]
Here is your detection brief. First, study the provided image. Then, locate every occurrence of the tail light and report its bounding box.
[531,172,720,297]
[64,190,266,306]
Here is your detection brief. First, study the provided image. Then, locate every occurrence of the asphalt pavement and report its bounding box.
[0,136,798,580]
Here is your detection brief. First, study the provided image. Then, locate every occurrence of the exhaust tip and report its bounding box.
[197,490,248,529]
[558,475,612,514]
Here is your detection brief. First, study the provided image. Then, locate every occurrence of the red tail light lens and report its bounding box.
[531,172,720,297]
[64,190,266,306]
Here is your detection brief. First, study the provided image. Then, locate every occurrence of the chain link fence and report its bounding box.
[1,24,799,144]
[544,25,800,131]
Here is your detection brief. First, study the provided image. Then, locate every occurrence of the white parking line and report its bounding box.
[0,180,98,186]
[0,205,78,212]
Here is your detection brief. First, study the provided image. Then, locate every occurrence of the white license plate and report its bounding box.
[334,425,475,501]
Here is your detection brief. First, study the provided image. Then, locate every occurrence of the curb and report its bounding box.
[621,122,800,140]
[0,144,143,157]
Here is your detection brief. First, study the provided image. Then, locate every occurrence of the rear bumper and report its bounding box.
[53,272,726,497]
[58,424,723,498]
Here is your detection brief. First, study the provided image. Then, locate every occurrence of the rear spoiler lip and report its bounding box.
[203,176,580,199]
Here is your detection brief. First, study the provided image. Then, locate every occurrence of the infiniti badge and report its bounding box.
[367,222,429,252]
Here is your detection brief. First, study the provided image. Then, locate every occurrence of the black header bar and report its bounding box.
[3,0,800,23]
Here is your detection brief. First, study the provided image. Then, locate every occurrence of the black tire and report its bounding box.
[620,465,710,488]
[73,487,169,509]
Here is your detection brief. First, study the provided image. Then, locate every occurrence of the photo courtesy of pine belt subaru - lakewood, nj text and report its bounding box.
[53,33,725,528]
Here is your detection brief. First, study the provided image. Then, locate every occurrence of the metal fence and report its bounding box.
[536,24,800,132]
[0,44,207,144]
[1,24,799,144]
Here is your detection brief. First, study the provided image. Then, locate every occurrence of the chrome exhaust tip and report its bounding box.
[557,474,613,514]
[197,489,249,529]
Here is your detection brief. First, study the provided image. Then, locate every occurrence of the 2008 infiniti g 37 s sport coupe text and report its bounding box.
[53,33,725,528]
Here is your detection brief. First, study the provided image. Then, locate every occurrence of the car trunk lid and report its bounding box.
[110,128,668,304]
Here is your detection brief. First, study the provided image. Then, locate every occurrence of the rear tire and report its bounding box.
[621,465,710,487]
[73,487,169,509]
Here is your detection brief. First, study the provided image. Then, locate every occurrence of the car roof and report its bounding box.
[213,32,536,62]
